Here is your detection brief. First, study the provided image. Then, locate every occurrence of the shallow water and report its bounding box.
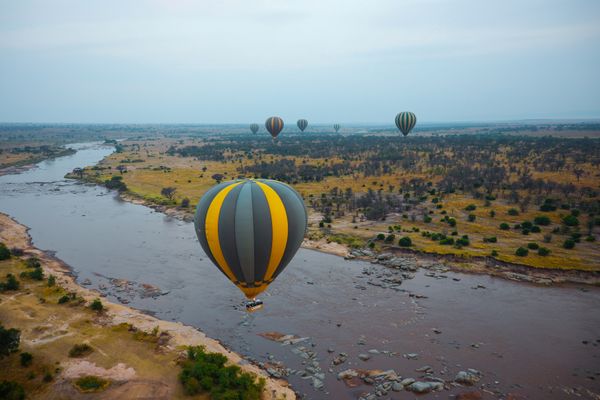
[1,143,599,399]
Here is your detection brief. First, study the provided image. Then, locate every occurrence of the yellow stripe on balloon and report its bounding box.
[255,181,288,281]
[205,182,242,283]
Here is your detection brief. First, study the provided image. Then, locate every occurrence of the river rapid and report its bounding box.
[1,142,599,399]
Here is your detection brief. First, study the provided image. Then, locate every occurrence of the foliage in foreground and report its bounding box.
[179,346,265,400]
[0,380,25,400]
[0,325,21,358]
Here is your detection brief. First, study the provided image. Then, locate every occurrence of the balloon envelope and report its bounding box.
[194,179,307,299]
[250,123,259,134]
[265,117,284,138]
[395,112,417,136]
[333,123,340,132]
[297,119,308,132]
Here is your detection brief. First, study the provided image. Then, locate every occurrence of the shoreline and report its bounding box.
[0,212,296,400]
[113,188,600,286]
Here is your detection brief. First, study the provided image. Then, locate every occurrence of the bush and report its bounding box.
[527,242,539,250]
[0,380,25,400]
[368,242,375,248]
[384,234,395,243]
[530,225,541,233]
[90,299,103,311]
[468,214,476,222]
[465,204,476,211]
[538,247,551,256]
[20,352,32,367]
[456,237,470,246]
[440,238,454,245]
[0,325,21,357]
[507,208,519,216]
[562,215,579,227]
[68,344,93,358]
[25,257,40,268]
[515,247,529,257]
[74,376,110,393]
[491,250,499,257]
[563,239,576,249]
[398,237,412,247]
[499,223,510,230]
[104,176,127,191]
[585,235,596,242]
[376,233,385,241]
[447,218,456,227]
[534,216,551,226]
[0,274,19,292]
[0,243,10,260]
[423,216,432,223]
[521,221,533,229]
[21,267,43,281]
[58,295,70,304]
[47,275,56,287]
[483,236,497,243]
[179,346,265,400]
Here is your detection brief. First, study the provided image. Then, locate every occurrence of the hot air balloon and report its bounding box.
[250,123,259,134]
[265,116,284,140]
[194,179,307,307]
[297,119,308,132]
[395,112,417,136]
[333,123,340,133]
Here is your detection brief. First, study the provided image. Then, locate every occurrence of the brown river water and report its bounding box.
[0,142,599,399]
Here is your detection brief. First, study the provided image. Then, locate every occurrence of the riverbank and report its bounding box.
[94,183,600,286]
[0,147,76,176]
[0,212,295,400]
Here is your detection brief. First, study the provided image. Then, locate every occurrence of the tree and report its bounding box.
[90,299,104,311]
[562,215,579,227]
[563,239,575,249]
[0,243,10,260]
[20,352,32,367]
[211,173,224,184]
[0,381,25,400]
[515,247,529,257]
[398,237,412,247]
[0,325,20,358]
[161,187,177,201]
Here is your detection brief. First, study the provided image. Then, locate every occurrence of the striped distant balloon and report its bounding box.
[333,123,340,133]
[250,123,259,134]
[297,119,308,132]
[194,179,307,299]
[395,112,417,136]
[265,116,284,139]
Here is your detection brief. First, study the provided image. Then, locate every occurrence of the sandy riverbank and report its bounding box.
[0,212,295,400]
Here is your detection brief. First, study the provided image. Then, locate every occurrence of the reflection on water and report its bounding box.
[1,143,599,399]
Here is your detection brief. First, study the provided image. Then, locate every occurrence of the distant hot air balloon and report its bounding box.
[265,117,284,139]
[250,123,259,134]
[194,179,307,302]
[333,123,340,133]
[297,119,308,132]
[395,112,417,136]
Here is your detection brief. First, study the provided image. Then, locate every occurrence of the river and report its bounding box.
[0,142,599,399]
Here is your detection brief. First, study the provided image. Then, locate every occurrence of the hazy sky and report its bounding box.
[1,0,599,123]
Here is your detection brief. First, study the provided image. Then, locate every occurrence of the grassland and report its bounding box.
[70,129,600,273]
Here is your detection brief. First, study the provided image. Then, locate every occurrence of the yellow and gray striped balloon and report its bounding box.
[265,116,284,139]
[395,112,417,136]
[194,179,307,299]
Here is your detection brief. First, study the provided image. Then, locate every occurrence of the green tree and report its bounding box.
[0,243,10,260]
[0,325,20,358]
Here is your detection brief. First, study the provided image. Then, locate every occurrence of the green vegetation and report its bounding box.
[0,243,10,260]
[538,247,551,256]
[179,346,265,400]
[0,325,20,358]
[0,274,20,292]
[563,239,576,249]
[74,376,110,393]
[90,298,104,311]
[0,380,25,400]
[398,236,412,247]
[515,247,529,257]
[68,343,94,358]
[19,352,32,367]
[527,242,539,250]
[562,215,579,227]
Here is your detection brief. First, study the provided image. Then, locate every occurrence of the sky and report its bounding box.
[0,0,599,124]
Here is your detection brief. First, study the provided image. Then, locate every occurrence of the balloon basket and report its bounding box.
[245,298,263,312]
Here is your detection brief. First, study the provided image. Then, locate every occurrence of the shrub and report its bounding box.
[563,239,576,249]
[468,214,476,222]
[22,267,44,281]
[90,299,103,312]
[527,242,539,250]
[58,295,70,304]
[483,236,497,243]
[68,344,93,358]
[423,216,432,223]
[398,237,412,247]
[538,247,551,256]
[499,223,510,230]
[25,257,40,268]
[74,376,110,393]
[465,204,476,211]
[534,216,551,226]
[104,176,127,191]
[585,235,596,242]
[515,247,529,257]
[521,221,533,229]
[20,352,32,367]
[180,198,190,208]
[384,234,395,243]
[456,237,470,246]
[376,233,385,241]
[0,274,20,292]
[507,208,519,216]
[0,243,10,260]
[491,250,499,257]
[47,275,56,287]
[368,242,375,249]
[439,238,454,245]
[489,210,496,218]
[0,380,25,400]
[179,346,265,399]
[521,229,530,235]
[530,225,541,233]
[447,218,456,227]
[562,215,579,227]
[0,325,21,357]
